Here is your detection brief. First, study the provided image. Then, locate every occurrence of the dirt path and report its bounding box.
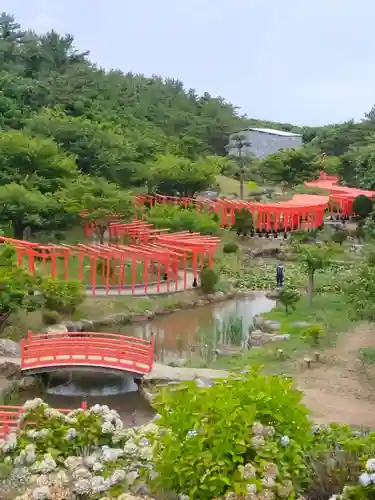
[296,324,375,427]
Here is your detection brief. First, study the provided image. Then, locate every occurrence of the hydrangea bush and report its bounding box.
[149,367,315,499]
[0,399,158,499]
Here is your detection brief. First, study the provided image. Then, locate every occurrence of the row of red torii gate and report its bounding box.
[131,172,375,232]
[2,172,374,297]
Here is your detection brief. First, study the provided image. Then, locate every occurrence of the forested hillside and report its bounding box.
[3,10,375,240]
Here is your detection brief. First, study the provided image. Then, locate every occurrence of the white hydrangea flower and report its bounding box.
[64,456,83,470]
[64,415,78,425]
[247,484,257,495]
[31,454,56,474]
[92,462,104,473]
[73,466,92,480]
[263,425,275,437]
[252,422,264,435]
[280,436,290,446]
[32,486,51,500]
[2,432,17,451]
[101,446,124,462]
[366,458,375,472]
[36,474,49,486]
[65,428,77,440]
[43,408,64,419]
[54,470,69,486]
[83,455,97,468]
[123,441,138,456]
[101,421,115,434]
[109,468,126,485]
[262,476,276,489]
[73,478,92,495]
[23,398,44,411]
[251,435,265,449]
[90,475,108,493]
[241,463,256,480]
[359,472,372,486]
[126,470,139,485]
[139,446,153,461]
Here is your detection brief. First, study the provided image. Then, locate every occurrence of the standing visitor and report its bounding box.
[276,263,284,288]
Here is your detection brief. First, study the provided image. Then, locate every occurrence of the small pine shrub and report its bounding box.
[331,229,348,245]
[200,268,218,293]
[223,242,239,254]
[42,309,62,325]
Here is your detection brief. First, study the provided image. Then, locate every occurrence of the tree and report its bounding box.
[148,154,221,197]
[298,244,337,307]
[0,130,78,193]
[278,288,300,313]
[25,109,141,187]
[257,147,320,186]
[340,144,375,189]
[346,250,375,321]
[233,208,253,236]
[0,184,61,239]
[0,244,41,330]
[352,195,373,219]
[59,177,134,243]
[226,134,252,199]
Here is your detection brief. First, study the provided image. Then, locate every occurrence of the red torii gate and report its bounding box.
[0,231,220,295]
[305,172,375,217]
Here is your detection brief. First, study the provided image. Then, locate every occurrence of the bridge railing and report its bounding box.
[0,403,85,437]
[21,331,154,375]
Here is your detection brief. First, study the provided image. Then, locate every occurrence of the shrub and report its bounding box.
[304,324,325,346]
[200,268,218,293]
[233,208,253,236]
[278,287,300,313]
[39,278,85,314]
[42,309,62,325]
[0,399,157,498]
[353,195,373,219]
[146,205,220,235]
[223,242,239,254]
[151,367,314,499]
[331,229,348,245]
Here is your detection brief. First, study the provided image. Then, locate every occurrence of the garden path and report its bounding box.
[297,324,375,427]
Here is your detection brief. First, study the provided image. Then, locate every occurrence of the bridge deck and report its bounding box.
[21,331,154,376]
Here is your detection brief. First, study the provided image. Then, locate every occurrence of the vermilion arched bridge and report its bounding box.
[20,331,154,377]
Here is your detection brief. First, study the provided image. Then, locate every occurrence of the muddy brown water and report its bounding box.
[22,294,275,425]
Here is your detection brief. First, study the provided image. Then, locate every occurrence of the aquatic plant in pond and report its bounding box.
[195,315,245,360]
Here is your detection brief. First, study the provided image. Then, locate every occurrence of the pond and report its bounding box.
[22,293,276,426]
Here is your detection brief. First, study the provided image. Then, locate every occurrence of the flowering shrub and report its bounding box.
[0,399,158,499]
[150,367,314,499]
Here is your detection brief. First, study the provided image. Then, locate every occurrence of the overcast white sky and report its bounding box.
[2,0,375,126]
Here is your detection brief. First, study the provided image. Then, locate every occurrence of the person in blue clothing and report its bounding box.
[276,262,284,288]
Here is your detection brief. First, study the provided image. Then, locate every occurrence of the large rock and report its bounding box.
[0,339,20,357]
[145,363,229,383]
[0,360,21,378]
[249,330,290,347]
[262,320,281,333]
[215,346,243,357]
[46,324,68,334]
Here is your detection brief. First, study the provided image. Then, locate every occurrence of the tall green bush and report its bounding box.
[39,277,84,313]
[200,268,218,293]
[146,205,220,234]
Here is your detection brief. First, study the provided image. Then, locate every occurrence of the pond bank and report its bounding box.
[58,289,261,333]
